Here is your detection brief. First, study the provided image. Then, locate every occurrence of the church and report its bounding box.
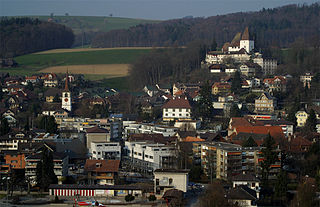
[61,73,72,112]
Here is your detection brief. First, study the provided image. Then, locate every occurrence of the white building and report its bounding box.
[154,169,189,197]
[253,57,277,75]
[125,141,176,173]
[90,141,121,160]
[300,73,313,89]
[162,96,192,121]
[61,73,72,112]
[123,122,178,138]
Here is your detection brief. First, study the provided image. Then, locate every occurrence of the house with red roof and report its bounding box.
[43,73,58,87]
[84,159,120,185]
[212,82,231,95]
[162,96,192,121]
[263,76,287,93]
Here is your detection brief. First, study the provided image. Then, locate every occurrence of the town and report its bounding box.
[1,12,320,207]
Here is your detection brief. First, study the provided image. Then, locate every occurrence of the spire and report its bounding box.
[241,27,250,40]
[64,70,69,92]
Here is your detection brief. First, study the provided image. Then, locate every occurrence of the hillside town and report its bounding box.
[0,27,319,207]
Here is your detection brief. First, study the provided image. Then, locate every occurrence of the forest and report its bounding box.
[0,17,74,58]
[92,3,320,49]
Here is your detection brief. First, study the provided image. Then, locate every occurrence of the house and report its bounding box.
[86,126,110,150]
[227,185,258,207]
[154,169,189,197]
[43,73,58,87]
[84,159,120,185]
[288,136,313,153]
[44,88,61,103]
[0,109,17,127]
[209,64,226,73]
[300,72,313,89]
[254,92,277,114]
[5,151,26,169]
[211,82,231,95]
[24,76,39,85]
[253,57,277,75]
[156,83,171,94]
[143,85,158,97]
[162,96,192,121]
[232,173,260,192]
[172,83,200,96]
[295,106,320,128]
[240,63,260,77]
[263,76,287,93]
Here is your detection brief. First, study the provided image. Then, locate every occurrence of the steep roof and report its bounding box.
[162,96,191,109]
[235,126,284,139]
[241,27,250,40]
[84,159,120,173]
[227,186,257,200]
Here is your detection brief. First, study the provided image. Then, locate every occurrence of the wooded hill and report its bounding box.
[92,3,320,50]
[0,17,74,58]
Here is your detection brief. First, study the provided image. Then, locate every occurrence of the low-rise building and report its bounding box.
[154,169,189,197]
[254,92,277,114]
[90,141,121,160]
[162,96,192,121]
[84,159,120,185]
[212,82,231,95]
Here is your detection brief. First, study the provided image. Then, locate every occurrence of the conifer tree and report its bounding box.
[305,109,317,132]
[261,134,278,186]
[242,136,258,147]
[36,147,57,191]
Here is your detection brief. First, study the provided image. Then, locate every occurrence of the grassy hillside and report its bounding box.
[15,48,152,69]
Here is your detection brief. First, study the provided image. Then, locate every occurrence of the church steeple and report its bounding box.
[62,71,72,111]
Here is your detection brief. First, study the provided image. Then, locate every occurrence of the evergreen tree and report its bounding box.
[195,81,213,121]
[230,103,241,118]
[39,115,57,133]
[53,94,60,103]
[231,71,242,94]
[0,85,3,101]
[275,169,288,198]
[305,109,317,132]
[35,147,58,191]
[0,117,10,136]
[242,136,258,147]
[261,134,278,186]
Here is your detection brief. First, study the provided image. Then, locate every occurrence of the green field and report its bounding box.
[14,48,151,69]
[25,16,160,35]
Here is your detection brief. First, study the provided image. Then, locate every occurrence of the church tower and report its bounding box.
[62,72,72,111]
[240,27,254,53]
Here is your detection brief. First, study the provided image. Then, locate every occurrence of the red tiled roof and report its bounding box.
[263,76,286,84]
[289,136,312,153]
[235,126,284,139]
[84,159,120,173]
[86,126,109,133]
[162,96,191,109]
[183,136,204,142]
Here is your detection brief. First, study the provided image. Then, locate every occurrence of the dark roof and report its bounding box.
[241,27,250,40]
[86,126,109,133]
[232,173,260,182]
[26,152,66,160]
[261,119,294,126]
[84,159,120,173]
[177,131,197,139]
[154,169,189,173]
[227,186,257,200]
[162,96,191,109]
[129,133,177,145]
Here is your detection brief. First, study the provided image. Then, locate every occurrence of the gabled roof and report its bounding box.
[183,136,204,142]
[162,96,191,109]
[212,82,231,89]
[84,159,120,173]
[227,186,257,201]
[235,126,284,139]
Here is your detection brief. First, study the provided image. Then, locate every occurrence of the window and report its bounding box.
[179,109,182,112]
[172,109,175,112]
[165,109,168,112]
[169,178,173,185]
[179,114,182,116]
[172,113,175,116]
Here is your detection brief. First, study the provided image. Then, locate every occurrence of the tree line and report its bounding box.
[92,3,320,49]
[0,17,74,58]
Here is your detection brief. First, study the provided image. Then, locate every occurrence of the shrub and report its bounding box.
[125,194,135,202]
[148,194,156,201]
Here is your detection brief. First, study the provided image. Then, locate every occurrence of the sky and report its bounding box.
[0,0,319,20]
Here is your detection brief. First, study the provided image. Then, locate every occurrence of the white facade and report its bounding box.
[154,169,189,196]
[125,141,176,171]
[253,57,277,75]
[90,142,121,160]
[162,108,191,121]
[123,122,178,138]
[62,91,72,111]
[240,40,254,53]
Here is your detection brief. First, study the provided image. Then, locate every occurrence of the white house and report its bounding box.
[162,96,192,121]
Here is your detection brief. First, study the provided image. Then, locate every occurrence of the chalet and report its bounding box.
[162,96,192,121]
[84,159,120,185]
[254,92,277,114]
[212,82,231,95]
[263,76,287,93]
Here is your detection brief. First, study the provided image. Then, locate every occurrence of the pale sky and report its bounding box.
[0,0,319,20]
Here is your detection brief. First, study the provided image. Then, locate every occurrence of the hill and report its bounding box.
[91,3,320,50]
[28,16,161,47]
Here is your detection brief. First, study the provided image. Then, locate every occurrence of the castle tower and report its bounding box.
[61,72,72,111]
[240,27,254,53]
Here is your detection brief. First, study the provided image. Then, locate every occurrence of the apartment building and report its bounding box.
[90,141,121,160]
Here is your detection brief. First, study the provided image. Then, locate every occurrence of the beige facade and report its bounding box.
[154,169,189,197]
[86,131,110,150]
[254,92,276,114]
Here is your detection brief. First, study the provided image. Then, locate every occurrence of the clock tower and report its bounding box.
[62,72,72,111]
